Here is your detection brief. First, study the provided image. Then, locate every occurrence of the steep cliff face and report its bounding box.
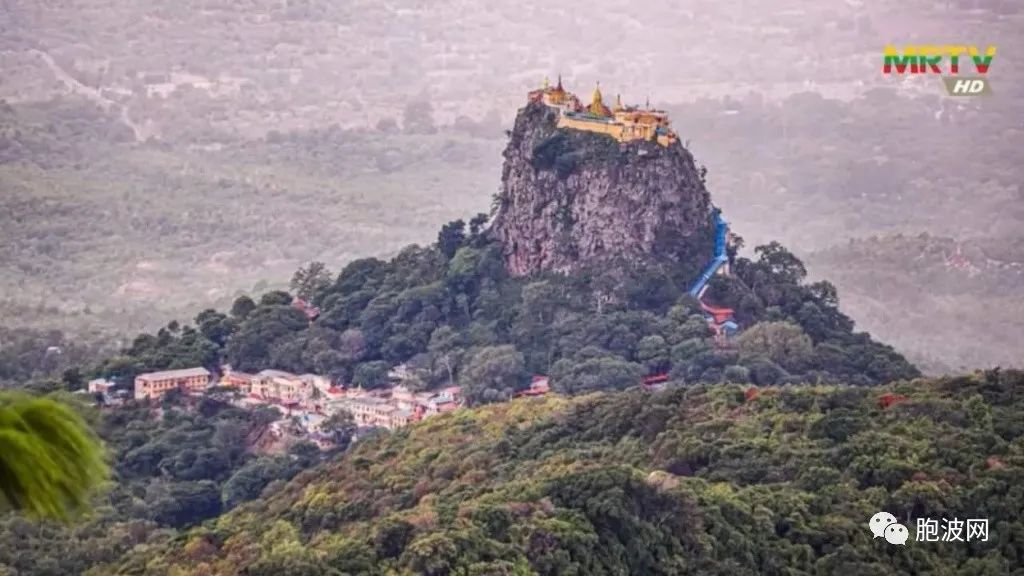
[491,101,714,277]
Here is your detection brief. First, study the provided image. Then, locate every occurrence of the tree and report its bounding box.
[0,393,108,520]
[428,326,463,386]
[460,345,527,404]
[196,309,236,346]
[230,295,257,319]
[635,336,669,373]
[521,280,563,325]
[401,533,459,576]
[374,518,416,559]
[222,457,288,509]
[807,280,840,309]
[60,368,83,391]
[753,242,807,285]
[333,258,385,295]
[736,321,813,372]
[469,212,490,238]
[438,220,467,259]
[260,291,293,307]
[352,361,390,390]
[290,262,332,302]
[670,337,711,366]
[338,328,368,361]
[551,355,645,395]
[325,538,378,574]
[623,264,681,312]
[723,365,751,383]
[225,306,310,372]
[151,480,222,527]
[321,411,356,449]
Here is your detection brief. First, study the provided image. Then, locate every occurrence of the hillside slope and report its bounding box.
[0,100,499,337]
[101,370,1024,575]
[2,0,1022,374]
[806,233,1024,374]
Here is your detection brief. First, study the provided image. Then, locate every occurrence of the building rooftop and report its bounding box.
[136,367,211,381]
[347,396,393,407]
[225,371,256,379]
[256,369,300,380]
[529,77,679,147]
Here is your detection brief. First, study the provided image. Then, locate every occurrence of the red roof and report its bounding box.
[643,374,669,385]
[515,388,548,397]
[517,376,551,397]
[292,298,321,320]
[877,393,908,409]
[700,302,734,323]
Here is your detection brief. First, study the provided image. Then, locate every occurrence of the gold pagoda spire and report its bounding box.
[589,80,610,116]
[544,73,567,105]
[587,81,610,117]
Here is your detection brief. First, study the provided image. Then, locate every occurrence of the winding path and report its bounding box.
[29,48,146,141]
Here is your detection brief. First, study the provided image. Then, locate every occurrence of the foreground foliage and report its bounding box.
[0,395,324,576]
[0,392,108,521]
[98,369,1024,575]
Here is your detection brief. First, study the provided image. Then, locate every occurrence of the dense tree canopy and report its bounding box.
[0,203,971,576]
[0,394,327,576]
[97,369,1024,575]
[93,216,917,407]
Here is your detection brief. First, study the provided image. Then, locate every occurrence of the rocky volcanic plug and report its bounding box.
[491,100,715,277]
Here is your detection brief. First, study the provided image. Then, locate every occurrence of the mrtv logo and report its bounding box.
[882,45,996,96]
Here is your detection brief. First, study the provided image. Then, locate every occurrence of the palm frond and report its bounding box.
[0,392,110,521]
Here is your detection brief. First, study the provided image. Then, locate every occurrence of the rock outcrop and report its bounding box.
[491,101,714,277]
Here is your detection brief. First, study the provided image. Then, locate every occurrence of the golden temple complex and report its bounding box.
[527,76,679,147]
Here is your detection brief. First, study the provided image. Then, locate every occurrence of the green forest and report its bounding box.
[90,369,1024,575]
[0,392,334,576]
[0,214,927,575]
[86,214,917,407]
[1,2,1020,574]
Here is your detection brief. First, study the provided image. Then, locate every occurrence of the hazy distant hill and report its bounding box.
[0,99,500,337]
[2,0,1021,141]
[806,233,1024,374]
[1,0,1022,371]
